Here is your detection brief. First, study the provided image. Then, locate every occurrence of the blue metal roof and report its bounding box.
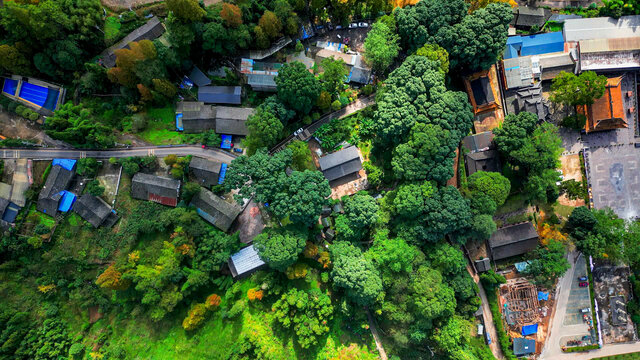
[2,202,20,223]
[220,135,232,149]
[175,113,183,131]
[57,191,76,212]
[503,32,565,59]
[521,324,538,336]
[218,163,228,184]
[52,159,76,171]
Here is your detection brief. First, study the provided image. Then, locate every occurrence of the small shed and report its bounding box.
[189,66,212,87]
[198,86,242,104]
[513,7,550,30]
[190,188,241,232]
[131,173,181,207]
[465,150,501,176]
[318,146,362,182]
[99,16,166,68]
[215,106,255,136]
[462,132,495,153]
[488,222,539,261]
[189,157,223,187]
[475,258,491,273]
[229,245,266,278]
[1,201,20,223]
[73,194,119,228]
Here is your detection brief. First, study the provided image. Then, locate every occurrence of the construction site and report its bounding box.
[498,274,553,356]
[593,265,637,344]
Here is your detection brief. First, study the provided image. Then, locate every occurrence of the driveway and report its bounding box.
[467,265,504,360]
[542,252,594,359]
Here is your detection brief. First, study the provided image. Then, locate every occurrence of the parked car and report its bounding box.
[485,332,491,345]
[358,22,369,28]
[580,308,590,313]
[348,22,358,29]
[579,282,589,287]
[578,276,588,281]
[335,25,343,30]
[293,128,304,136]
[233,148,243,153]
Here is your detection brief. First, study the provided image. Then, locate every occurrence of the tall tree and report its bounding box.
[335,192,379,242]
[330,241,383,306]
[320,56,349,95]
[258,10,282,38]
[467,171,511,206]
[550,71,608,106]
[245,108,284,155]
[363,21,400,74]
[254,226,307,271]
[166,0,205,22]
[220,3,243,27]
[276,61,322,114]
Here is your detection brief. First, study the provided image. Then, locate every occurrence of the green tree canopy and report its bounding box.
[415,43,449,74]
[245,108,284,155]
[253,226,307,271]
[523,240,570,288]
[550,71,608,106]
[373,55,473,149]
[320,56,349,95]
[335,192,379,242]
[493,111,538,156]
[276,61,322,114]
[167,0,205,22]
[329,241,383,306]
[272,288,333,349]
[467,171,511,206]
[363,20,400,73]
[394,183,472,245]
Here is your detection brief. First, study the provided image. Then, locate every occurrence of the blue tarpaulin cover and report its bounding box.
[521,324,538,336]
[220,135,232,149]
[218,163,228,184]
[538,291,549,301]
[175,113,183,131]
[52,159,77,171]
[514,261,531,272]
[504,32,565,59]
[57,191,76,212]
[2,78,18,96]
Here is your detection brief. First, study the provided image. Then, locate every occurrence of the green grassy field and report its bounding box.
[495,193,528,216]
[137,106,185,145]
[104,16,121,43]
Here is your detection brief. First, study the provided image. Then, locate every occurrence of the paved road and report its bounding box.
[270,94,375,153]
[0,146,238,163]
[467,265,504,360]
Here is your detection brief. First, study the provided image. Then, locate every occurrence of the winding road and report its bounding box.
[0,145,238,162]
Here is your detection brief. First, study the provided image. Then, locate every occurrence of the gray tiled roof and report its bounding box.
[488,222,538,249]
[318,146,362,182]
[215,106,254,135]
[131,173,180,201]
[229,244,266,277]
[189,66,212,87]
[74,194,118,228]
[190,187,241,232]
[198,86,242,104]
[466,150,501,175]
[189,157,223,187]
[462,132,495,153]
[37,165,74,215]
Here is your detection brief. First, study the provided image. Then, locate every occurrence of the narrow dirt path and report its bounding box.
[366,309,388,360]
[467,265,505,360]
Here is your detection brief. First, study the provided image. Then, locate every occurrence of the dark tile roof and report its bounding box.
[176,102,216,133]
[189,157,223,187]
[189,66,212,87]
[198,86,242,104]
[318,146,362,182]
[513,338,536,356]
[214,106,254,135]
[475,258,491,272]
[1,202,19,224]
[0,198,8,220]
[350,66,372,84]
[462,132,495,153]
[488,222,539,260]
[515,7,550,28]
[465,149,501,175]
[100,17,165,68]
[470,76,495,106]
[190,187,241,232]
[131,173,181,206]
[37,165,74,215]
[74,194,118,228]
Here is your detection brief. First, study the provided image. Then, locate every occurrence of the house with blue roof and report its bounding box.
[513,337,536,357]
[38,159,77,216]
[504,32,565,60]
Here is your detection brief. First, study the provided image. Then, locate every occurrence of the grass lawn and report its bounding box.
[495,193,528,216]
[553,203,575,218]
[137,105,185,145]
[104,16,121,43]
[594,352,640,359]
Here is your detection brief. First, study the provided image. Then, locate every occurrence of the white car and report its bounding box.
[348,23,358,29]
[293,128,304,136]
[358,22,369,28]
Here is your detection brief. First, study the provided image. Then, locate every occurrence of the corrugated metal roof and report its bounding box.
[579,37,640,53]
[230,245,266,277]
[503,56,533,89]
[564,15,640,42]
[198,86,242,104]
[318,146,360,171]
[316,49,357,66]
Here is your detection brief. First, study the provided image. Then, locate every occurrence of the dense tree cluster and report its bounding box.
[272,288,333,348]
[224,149,330,225]
[253,226,308,271]
[394,0,513,70]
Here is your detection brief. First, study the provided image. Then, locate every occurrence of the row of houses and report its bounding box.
[175,101,254,135]
[37,159,119,228]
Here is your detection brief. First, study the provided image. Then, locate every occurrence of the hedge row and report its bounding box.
[563,344,599,353]
[0,95,40,121]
